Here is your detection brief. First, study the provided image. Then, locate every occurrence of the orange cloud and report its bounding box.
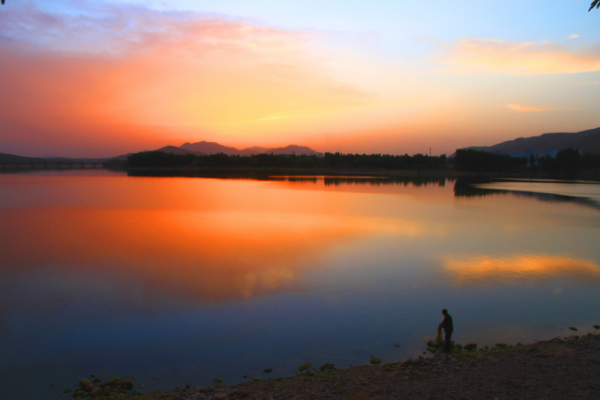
[506,104,550,113]
[444,254,600,287]
[0,4,379,157]
[436,37,600,75]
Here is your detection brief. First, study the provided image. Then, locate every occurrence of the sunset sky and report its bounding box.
[1,0,599,157]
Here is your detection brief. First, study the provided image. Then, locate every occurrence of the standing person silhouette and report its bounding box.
[438,309,453,352]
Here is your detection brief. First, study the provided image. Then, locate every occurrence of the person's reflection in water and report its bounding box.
[438,309,454,352]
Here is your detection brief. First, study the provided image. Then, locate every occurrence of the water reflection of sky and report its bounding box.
[1,171,600,399]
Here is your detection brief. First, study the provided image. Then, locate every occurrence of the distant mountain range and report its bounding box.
[178,141,323,157]
[109,142,323,160]
[2,129,599,164]
[0,142,324,163]
[459,127,600,156]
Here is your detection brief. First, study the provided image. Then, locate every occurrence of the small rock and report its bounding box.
[119,377,135,390]
[139,384,146,388]
[263,368,273,373]
[93,378,102,384]
[50,383,55,388]
[319,362,335,371]
[90,374,96,378]
[370,357,382,364]
[214,378,223,384]
[392,343,401,348]
[569,327,578,331]
[79,379,93,392]
[298,363,313,372]
[63,388,72,394]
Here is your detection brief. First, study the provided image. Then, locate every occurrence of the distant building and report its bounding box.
[509,152,527,158]
[546,148,559,158]
[526,149,540,159]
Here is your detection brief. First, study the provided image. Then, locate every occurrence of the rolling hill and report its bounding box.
[180,141,239,156]
[155,146,206,156]
[180,141,323,156]
[463,127,600,155]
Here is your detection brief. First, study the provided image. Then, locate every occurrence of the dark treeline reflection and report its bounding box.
[453,177,504,198]
[323,177,448,187]
[454,177,600,211]
[127,170,453,187]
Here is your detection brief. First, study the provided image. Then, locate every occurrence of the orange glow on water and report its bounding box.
[0,173,456,303]
[0,175,390,303]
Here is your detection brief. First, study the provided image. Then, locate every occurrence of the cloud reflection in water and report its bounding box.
[444,254,600,287]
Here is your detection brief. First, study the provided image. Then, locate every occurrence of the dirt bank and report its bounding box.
[111,333,600,400]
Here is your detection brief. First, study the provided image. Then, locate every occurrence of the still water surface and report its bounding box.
[1,171,600,399]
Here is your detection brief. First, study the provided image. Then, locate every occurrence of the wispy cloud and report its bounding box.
[506,104,576,113]
[506,104,550,113]
[435,37,600,75]
[569,33,580,39]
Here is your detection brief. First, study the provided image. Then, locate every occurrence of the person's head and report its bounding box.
[442,309,448,316]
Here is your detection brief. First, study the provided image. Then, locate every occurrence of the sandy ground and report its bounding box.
[62,332,600,400]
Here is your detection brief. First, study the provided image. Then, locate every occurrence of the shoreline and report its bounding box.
[60,330,600,399]
[121,166,600,181]
[3,165,600,181]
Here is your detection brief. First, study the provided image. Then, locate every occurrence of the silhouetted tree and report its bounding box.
[555,148,582,171]
[455,149,527,172]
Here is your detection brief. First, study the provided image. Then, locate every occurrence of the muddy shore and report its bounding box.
[61,331,600,400]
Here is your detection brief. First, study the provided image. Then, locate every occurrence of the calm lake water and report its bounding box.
[1,170,600,399]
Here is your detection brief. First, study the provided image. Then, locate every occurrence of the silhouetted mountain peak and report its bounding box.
[460,127,600,155]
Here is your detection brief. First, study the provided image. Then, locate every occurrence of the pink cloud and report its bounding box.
[436,37,600,75]
[506,104,576,113]
[0,2,373,157]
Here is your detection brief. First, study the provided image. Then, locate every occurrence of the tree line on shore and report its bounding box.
[455,148,600,172]
[127,151,448,170]
[126,148,600,172]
